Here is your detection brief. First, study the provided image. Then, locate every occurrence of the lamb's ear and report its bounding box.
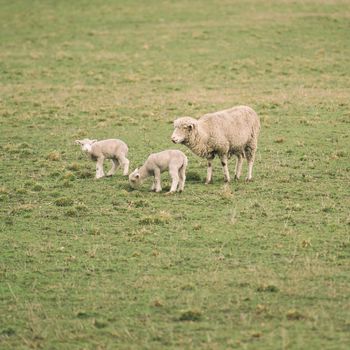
[75,140,82,145]
[91,139,98,143]
[135,174,140,179]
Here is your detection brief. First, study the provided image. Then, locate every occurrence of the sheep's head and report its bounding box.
[171,117,198,144]
[129,168,142,188]
[75,139,97,153]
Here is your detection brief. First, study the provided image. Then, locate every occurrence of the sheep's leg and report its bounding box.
[235,155,243,180]
[205,158,214,184]
[95,157,105,179]
[168,167,179,194]
[220,155,230,183]
[119,156,129,176]
[107,159,119,176]
[178,164,187,192]
[153,168,162,192]
[246,149,256,182]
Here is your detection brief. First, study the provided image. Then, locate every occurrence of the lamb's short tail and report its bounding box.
[179,155,188,178]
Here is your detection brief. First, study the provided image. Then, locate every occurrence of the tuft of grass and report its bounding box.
[186,171,202,182]
[257,285,279,293]
[286,309,305,321]
[62,171,76,181]
[54,197,74,207]
[179,309,202,322]
[66,162,81,171]
[47,151,61,161]
[274,137,285,144]
[139,211,172,225]
[0,186,10,194]
[77,170,93,179]
[32,184,44,192]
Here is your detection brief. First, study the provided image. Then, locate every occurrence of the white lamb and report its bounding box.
[75,138,129,179]
[171,105,260,183]
[129,150,188,193]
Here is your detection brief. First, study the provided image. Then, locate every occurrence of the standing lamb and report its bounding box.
[75,138,129,179]
[171,105,260,184]
[129,150,188,193]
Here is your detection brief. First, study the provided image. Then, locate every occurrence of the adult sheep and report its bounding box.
[171,105,260,184]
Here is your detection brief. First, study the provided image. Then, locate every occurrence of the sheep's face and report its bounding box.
[129,169,141,188]
[75,139,97,153]
[171,117,197,144]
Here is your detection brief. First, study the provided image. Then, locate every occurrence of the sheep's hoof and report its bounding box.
[205,180,213,185]
[234,176,240,181]
[165,191,175,195]
[245,177,253,182]
[224,178,231,183]
[95,175,105,179]
[106,173,114,177]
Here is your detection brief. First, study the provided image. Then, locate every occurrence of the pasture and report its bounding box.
[0,0,349,349]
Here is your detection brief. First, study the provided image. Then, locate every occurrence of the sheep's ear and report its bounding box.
[75,140,82,145]
[188,124,195,131]
[135,174,140,179]
[91,139,97,143]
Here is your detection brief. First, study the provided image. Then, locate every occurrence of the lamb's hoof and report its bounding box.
[165,191,175,195]
[106,173,114,177]
[245,177,253,182]
[205,180,213,185]
[234,176,240,181]
[224,178,231,183]
[95,175,105,180]
[155,189,162,193]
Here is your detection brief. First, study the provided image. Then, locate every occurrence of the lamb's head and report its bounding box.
[129,168,142,188]
[171,117,198,145]
[75,139,97,153]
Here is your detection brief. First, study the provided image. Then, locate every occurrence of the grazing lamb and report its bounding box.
[75,138,129,179]
[129,150,188,193]
[171,105,260,183]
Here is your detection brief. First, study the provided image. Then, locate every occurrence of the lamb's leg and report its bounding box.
[107,159,119,176]
[151,180,156,192]
[235,155,243,180]
[205,158,214,184]
[178,163,187,192]
[153,168,162,192]
[119,155,129,176]
[168,167,179,194]
[220,155,230,183]
[95,157,105,179]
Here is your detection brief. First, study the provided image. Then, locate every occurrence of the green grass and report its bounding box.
[1,0,349,349]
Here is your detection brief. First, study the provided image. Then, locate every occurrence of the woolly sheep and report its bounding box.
[75,138,129,179]
[171,105,260,183]
[129,150,188,193]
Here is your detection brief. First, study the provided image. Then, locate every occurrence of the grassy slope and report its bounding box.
[0,0,349,349]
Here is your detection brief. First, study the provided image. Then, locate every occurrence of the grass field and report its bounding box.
[1,0,349,349]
